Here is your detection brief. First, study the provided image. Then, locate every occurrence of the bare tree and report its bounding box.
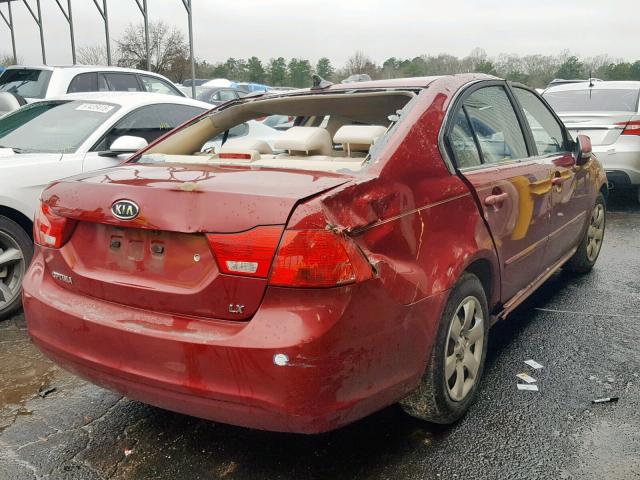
[77,45,115,66]
[0,52,19,66]
[345,51,378,78]
[117,20,189,81]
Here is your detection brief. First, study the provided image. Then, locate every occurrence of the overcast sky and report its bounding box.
[0,0,635,66]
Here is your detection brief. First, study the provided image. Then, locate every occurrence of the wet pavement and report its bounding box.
[1,192,639,480]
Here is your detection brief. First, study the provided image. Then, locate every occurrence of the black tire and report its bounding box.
[400,272,489,424]
[564,193,606,274]
[0,216,33,320]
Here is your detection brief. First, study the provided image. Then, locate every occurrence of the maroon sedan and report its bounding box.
[23,75,607,433]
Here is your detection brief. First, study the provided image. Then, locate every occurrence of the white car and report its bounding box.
[203,119,283,152]
[0,92,210,318]
[0,65,185,103]
[544,81,640,201]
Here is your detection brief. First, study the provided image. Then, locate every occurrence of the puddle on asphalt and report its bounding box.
[0,316,71,429]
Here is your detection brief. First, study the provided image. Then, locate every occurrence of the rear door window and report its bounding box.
[139,75,182,96]
[98,74,109,91]
[447,109,482,169]
[67,73,98,93]
[544,89,640,112]
[218,90,238,102]
[92,103,206,151]
[103,73,142,92]
[513,88,567,155]
[0,69,52,99]
[463,86,529,164]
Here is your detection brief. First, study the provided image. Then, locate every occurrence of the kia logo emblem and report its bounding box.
[111,200,139,220]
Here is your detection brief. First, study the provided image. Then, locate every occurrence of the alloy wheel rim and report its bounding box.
[0,231,25,311]
[586,203,605,262]
[445,296,484,402]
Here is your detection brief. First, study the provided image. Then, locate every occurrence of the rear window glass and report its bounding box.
[132,90,419,174]
[0,69,52,99]
[544,89,640,112]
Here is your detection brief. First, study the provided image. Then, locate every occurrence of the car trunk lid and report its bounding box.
[558,111,634,146]
[41,163,352,320]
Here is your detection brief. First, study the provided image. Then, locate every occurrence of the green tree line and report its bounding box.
[5,20,640,89]
[196,48,640,89]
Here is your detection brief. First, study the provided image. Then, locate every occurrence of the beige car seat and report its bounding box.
[333,125,387,156]
[274,127,333,156]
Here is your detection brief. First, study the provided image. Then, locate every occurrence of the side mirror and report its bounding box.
[99,136,148,157]
[575,134,592,166]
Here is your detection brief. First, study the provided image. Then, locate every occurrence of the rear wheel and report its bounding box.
[564,193,606,274]
[400,273,489,424]
[0,216,32,320]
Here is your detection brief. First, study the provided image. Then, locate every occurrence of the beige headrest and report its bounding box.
[220,138,273,155]
[334,125,387,153]
[274,127,333,156]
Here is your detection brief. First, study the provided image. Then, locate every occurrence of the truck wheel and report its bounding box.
[0,216,32,320]
[400,272,489,424]
[564,193,606,274]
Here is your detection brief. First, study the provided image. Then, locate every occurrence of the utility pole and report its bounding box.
[22,0,46,64]
[134,0,151,70]
[0,1,17,64]
[181,0,196,98]
[92,0,111,65]
[54,0,76,64]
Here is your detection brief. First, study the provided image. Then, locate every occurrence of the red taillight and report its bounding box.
[269,230,372,287]
[206,226,283,278]
[33,202,76,249]
[616,120,640,136]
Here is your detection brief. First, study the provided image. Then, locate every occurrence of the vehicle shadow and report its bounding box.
[122,276,580,479]
[114,189,639,479]
[606,188,639,214]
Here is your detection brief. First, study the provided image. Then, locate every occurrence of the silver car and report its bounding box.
[544,81,640,201]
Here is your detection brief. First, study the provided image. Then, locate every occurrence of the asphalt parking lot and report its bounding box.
[0,192,638,480]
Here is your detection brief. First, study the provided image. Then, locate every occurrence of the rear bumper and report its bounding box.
[593,137,640,185]
[23,248,446,433]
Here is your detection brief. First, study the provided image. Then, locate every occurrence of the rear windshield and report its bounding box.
[544,88,640,113]
[0,100,119,154]
[0,69,52,99]
[131,90,418,173]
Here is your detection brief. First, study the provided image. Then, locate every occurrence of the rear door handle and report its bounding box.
[484,192,509,206]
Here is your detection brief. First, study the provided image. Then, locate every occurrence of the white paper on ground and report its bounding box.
[517,383,539,391]
[524,359,544,370]
[516,373,537,384]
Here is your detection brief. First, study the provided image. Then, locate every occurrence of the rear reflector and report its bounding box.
[33,202,77,249]
[206,226,283,278]
[269,230,372,287]
[219,153,253,160]
[616,120,640,136]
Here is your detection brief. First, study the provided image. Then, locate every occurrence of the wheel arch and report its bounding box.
[462,256,500,313]
[0,206,33,240]
[599,183,609,203]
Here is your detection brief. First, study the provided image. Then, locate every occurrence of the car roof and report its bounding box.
[298,74,497,93]
[3,65,166,75]
[325,76,443,91]
[545,80,640,93]
[200,86,241,91]
[45,91,212,110]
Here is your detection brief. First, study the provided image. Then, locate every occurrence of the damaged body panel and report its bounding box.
[24,74,608,433]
